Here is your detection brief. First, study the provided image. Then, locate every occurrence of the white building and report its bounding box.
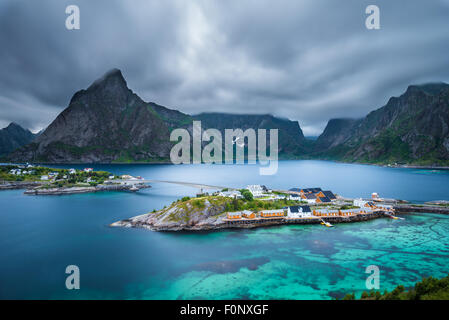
[219,190,242,198]
[287,205,312,218]
[69,168,76,174]
[246,185,264,198]
[40,175,49,180]
[84,168,93,173]
[353,198,368,207]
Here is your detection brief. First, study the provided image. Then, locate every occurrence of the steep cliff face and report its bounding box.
[195,113,308,157]
[0,123,36,157]
[314,118,361,152]
[8,69,307,163]
[315,83,449,165]
[9,69,191,163]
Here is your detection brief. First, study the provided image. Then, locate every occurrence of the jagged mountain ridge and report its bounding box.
[314,83,449,165]
[8,69,307,163]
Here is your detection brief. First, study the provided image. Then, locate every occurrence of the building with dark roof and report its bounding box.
[287,205,312,218]
[300,187,323,194]
[317,196,331,203]
[322,190,336,200]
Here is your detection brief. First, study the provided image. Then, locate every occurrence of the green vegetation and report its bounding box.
[191,198,206,209]
[240,189,254,201]
[340,205,360,210]
[343,274,449,300]
[171,194,310,215]
[0,164,113,188]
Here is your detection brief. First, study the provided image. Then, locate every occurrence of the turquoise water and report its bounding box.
[0,160,449,299]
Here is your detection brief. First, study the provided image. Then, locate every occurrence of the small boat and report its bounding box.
[320,221,333,227]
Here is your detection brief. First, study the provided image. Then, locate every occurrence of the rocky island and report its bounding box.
[111,186,435,232]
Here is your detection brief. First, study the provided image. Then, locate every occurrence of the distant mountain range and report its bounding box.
[312,83,449,166]
[194,113,307,157]
[0,123,37,157]
[3,69,449,166]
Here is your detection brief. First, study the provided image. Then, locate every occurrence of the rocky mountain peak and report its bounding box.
[68,68,136,110]
[87,68,127,89]
[0,122,36,157]
[5,122,30,134]
[405,82,449,97]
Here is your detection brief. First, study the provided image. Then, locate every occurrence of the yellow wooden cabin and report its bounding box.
[259,210,284,218]
[242,212,256,219]
[227,213,242,220]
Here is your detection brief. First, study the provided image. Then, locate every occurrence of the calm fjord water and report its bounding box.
[1,160,449,299]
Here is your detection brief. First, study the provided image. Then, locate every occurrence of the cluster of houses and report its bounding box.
[9,168,35,175]
[40,168,115,183]
[247,185,272,197]
[225,195,393,221]
[288,187,337,204]
[216,185,339,204]
[8,164,35,176]
[40,172,63,181]
[353,198,393,212]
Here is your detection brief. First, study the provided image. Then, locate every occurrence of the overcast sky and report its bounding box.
[1,0,449,135]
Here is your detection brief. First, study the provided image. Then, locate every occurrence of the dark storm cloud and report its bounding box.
[0,0,448,134]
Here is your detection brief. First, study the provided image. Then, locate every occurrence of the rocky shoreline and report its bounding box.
[0,181,44,190]
[110,211,387,232]
[24,183,150,195]
[110,199,449,232]
[393,204,449,215]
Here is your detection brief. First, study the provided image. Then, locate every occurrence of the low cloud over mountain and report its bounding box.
[1,0,449,135]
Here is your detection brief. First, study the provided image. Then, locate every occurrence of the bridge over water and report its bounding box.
[114,179,237,191]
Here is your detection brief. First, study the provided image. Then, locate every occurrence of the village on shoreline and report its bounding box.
[111,185,424,232]
[0,164,149,195]
[2,163,449,232]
